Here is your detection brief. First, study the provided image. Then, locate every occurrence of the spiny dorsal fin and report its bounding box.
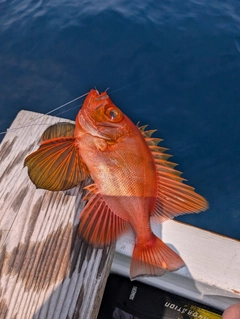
[137,123,157,138]
[138,124,208,221]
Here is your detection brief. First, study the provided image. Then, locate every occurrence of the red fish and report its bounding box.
[24,89,208,279]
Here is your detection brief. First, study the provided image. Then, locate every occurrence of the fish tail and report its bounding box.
[130,234,184,280]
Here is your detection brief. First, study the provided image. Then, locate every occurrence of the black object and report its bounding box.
[98,274,223,319]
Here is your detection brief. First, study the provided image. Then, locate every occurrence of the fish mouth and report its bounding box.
[94,93,108,101]
[89,89,109,103]
[96,122,119,128]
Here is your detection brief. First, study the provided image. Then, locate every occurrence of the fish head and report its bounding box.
[76,89,128,140]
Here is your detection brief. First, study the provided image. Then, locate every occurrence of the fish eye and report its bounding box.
[105,107,122,121]
[109,109,118,119]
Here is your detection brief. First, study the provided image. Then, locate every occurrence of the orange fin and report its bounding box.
[139,125,208,221]
[79,185,130,247]
[82,183,98,201]
[41,122,75,141]
[24,137,89,191]
[130,233,184,280]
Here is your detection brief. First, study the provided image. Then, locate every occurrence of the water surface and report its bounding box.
[1,0,240,239]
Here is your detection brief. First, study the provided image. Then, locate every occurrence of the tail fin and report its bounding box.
[130,234,184,280]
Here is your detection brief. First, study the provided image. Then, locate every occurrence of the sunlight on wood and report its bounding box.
[0,110,115,319]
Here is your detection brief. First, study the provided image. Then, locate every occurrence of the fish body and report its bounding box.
[74,92,157,226]
[24,89,208,279]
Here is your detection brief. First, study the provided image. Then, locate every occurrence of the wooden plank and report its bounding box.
[113,220,240,311]
[0,110,115,319]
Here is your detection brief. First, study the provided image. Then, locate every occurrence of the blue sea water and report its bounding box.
[0,0,240,240]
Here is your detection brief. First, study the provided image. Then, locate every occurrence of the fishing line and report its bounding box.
[51,77,150,118]
[52,75,153,118]
[52,103,83,117]
[108,75,153,95]
[0,76,153,137]
[45,93,89,116]
[0,92,89,136]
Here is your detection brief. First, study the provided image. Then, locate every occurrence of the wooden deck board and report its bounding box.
[0,110,115,319]
[1,109,240,317]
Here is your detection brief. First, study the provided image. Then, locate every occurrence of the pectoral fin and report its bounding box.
[41,122,75,140]
[24,137,89,191]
